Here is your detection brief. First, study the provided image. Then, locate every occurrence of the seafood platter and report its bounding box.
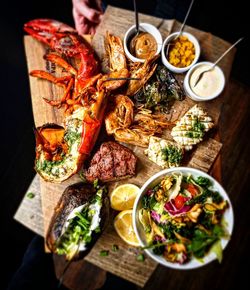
[23,5,235,284]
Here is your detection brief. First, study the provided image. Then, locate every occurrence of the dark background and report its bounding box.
[0,0,248,289]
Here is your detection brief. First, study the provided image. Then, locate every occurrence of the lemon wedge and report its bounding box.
[114,210,140,247]
[110,184,140,211]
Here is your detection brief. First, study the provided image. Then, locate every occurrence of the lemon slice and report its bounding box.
[114,210,140,247]
[110,184,140,211]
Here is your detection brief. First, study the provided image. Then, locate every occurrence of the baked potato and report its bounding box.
[46,181,109,260]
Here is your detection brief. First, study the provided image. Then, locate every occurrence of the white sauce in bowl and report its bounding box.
[189,64,223,98]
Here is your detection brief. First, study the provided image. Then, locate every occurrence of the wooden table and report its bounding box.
[15,8,242,289]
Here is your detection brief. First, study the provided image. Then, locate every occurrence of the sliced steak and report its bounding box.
[85,141,137,182]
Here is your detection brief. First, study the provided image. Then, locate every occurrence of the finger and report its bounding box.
[93,0,103,12]
[73,0,102,23]
[73,7,90,35]
[89,25,96,35]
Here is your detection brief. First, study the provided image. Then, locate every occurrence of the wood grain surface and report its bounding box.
[21,6,235,287]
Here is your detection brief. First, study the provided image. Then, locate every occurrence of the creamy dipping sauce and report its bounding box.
[129,32,157,59]
[189,64,223,97]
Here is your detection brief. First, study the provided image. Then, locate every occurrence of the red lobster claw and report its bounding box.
[24,19,76,48]
[79,114,101,155]
[24,18,99,78]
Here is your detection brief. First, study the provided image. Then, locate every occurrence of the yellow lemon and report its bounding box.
[110,184,140,211]
[114,210,140,247]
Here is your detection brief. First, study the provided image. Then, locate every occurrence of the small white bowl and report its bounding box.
[123,23,162,63]
[161,32,200,73]
[133,167,234,270]
[184,61,225,101]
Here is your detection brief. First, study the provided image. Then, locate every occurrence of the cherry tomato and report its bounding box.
[187,184,199,197]
[174,195,187,209]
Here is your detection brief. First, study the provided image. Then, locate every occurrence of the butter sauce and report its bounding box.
[129,32,157,60]
[189,64,223,98]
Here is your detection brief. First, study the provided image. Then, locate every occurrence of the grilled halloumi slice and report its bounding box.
[171,105,214,150]
[145,136,183,168]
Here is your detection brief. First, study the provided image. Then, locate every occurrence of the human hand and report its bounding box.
[72,0,103,35]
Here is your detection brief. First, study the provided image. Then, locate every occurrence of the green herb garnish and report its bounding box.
[185,117,206,139]
[195,176,212,188]
[112,244,119,252]
[161,145,183,166]
[93,179,99,189]
[100,250,109,256]
[26,192,35,199]
[136,253,145,262]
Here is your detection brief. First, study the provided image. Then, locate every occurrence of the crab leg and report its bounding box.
[61,77,74,102]
[44,53,77,75]
[30,70,70,88]
[43,78,74,108]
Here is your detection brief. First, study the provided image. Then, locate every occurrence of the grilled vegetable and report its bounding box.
[144,136,183,168]
[46,181,109,260]
[134,65,184,113]
[171,105,214,150]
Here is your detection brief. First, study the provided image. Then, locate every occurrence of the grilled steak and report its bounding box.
[85,141,137,182]
[46,182,109,260]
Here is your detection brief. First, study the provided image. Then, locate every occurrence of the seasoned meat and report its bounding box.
[46,182,109,260]
[85,141,137,182]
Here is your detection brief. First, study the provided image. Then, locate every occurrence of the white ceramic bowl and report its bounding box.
[123,23,162,63]
[133,167,234,270]
[184,61,225,101]
[161,32,200,73]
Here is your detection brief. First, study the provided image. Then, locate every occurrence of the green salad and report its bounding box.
[139,173,229,264]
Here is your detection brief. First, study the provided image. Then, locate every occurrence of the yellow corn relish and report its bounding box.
[168,36,195,68]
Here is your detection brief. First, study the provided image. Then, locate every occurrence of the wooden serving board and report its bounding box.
[24,6,235,287]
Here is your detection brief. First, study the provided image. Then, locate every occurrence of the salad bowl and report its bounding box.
[132,167,234,269]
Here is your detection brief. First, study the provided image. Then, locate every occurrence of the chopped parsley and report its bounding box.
[100,250,109,256]
[64,130,81,146]
[186,117,206,138]
[26,192,35,199]
[112,244,119,252]
[161,145,183,166]
[136,253,145,262]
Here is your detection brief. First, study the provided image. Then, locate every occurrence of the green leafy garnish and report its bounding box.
[142,194,157,210]
[26,192,35,199]
[195,176,212,188]
[188,225,225,259]
[142,242,166,255]
[112,244,119,252]
[209,240,223,263]
[93,179,99,189]
[136,253,145,262]
[100,250,109,256]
